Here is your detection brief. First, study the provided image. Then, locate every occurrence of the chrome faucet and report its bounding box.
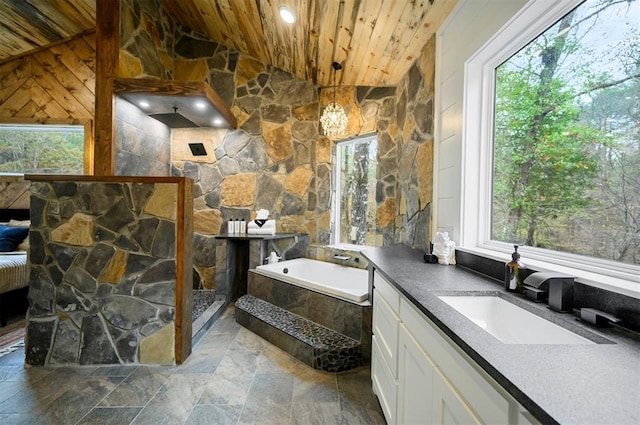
[333,254,351,261]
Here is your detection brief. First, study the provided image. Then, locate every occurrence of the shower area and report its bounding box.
[113,94,233,345]
[192,288,218,322]
[188,233,230,343]
[190,233,254,343]
[191,283,224,342]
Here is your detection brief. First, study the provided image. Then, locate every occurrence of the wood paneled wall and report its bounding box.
[0,175,29,210]
[0,31,97,201]
[0,31,96,123]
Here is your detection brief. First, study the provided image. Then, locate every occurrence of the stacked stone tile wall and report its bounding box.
[115,97,172,176]
[26,179,188,366]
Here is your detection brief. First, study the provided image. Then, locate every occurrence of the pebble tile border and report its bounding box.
[236,295,362,372]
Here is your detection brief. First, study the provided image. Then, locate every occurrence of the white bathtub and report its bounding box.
[254,258,370,304]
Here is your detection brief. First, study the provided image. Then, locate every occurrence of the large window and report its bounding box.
[491,0,639,265]
[0,124,85,174]
[333,135,377,246]
[461,0,639,291]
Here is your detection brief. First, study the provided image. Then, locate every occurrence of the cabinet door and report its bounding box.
[373,293,400,376]
[432,369,482,425]
[401,298,511,424]
[372,335,397,425]
[397,324,435,425]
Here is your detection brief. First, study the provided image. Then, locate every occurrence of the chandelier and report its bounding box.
[320,62,348,137]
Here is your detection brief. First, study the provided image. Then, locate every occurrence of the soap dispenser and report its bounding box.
[505,245,525,293]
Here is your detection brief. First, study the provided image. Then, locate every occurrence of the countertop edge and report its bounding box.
[362,245,639,425]
[364,250,554,423]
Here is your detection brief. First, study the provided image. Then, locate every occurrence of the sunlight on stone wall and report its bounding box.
[116,0,436,292]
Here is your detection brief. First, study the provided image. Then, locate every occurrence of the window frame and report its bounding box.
[331,133,377,248]
[0,119,94,175]
[460,0,639,296]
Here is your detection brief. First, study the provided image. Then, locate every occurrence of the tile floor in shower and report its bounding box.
[192,290,218,323]
[0,305,385,425]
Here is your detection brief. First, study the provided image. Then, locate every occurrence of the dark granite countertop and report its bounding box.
[362,245,640,425]
[215,233,306,240]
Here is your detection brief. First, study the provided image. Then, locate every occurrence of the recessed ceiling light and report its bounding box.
[213,118,224,126]
[195,100,207,110]
[139,100,150,108]
[279,6,296,24]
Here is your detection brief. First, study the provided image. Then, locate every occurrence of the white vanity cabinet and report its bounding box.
[371,269,539,425]
[372,270,401,423]
[432,367,482,424]
[397,324,436,424]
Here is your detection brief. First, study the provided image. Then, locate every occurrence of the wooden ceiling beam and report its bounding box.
[94,0,118,176]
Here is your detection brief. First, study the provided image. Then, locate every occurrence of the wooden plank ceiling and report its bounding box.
[0,0,456,88]
[162,0,457,87]
[0,0,96,62]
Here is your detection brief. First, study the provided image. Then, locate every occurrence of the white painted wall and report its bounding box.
[433,0,528,244]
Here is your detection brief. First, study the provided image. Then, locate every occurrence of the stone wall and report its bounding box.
[113,0,436,291]
[115,0,174,178]
[115,97,172,176]
[169,25,417,288]
[25,179,190,366]
[393,38,436,250]
[119,0,174,79]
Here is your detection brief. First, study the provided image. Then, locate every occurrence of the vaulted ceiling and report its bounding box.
[0,0,456,87]
[161,0,457,86]
[0,0,96,62]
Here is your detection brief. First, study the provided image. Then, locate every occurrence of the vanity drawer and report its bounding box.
[373,292,400,377]
[373,269,400,312]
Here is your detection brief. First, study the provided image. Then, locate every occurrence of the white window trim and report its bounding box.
[460,0,640,298]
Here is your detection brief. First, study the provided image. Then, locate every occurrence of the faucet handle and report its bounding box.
[580,308,621,327]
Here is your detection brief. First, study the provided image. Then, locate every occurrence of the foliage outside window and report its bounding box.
[0,125,84,174]
[492,0,639,266]
[334,136,377,246]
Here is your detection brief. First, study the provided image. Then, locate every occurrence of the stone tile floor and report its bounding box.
[0,305,386,425]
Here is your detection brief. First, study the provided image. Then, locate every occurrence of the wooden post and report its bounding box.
[94,0,119,176]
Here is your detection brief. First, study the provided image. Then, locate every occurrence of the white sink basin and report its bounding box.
[438,296,594,344]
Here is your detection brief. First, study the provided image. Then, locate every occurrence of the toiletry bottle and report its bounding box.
[227,219,234,234]
[240,219,246,234]
[505,245,525,292]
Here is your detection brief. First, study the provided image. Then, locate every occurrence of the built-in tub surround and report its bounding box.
[239,259,372,370]
[255,258,369,303]
[214,233,309,302]
[24,175,193,366]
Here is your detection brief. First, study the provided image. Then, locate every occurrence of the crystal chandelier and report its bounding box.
[320,62,348,137]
